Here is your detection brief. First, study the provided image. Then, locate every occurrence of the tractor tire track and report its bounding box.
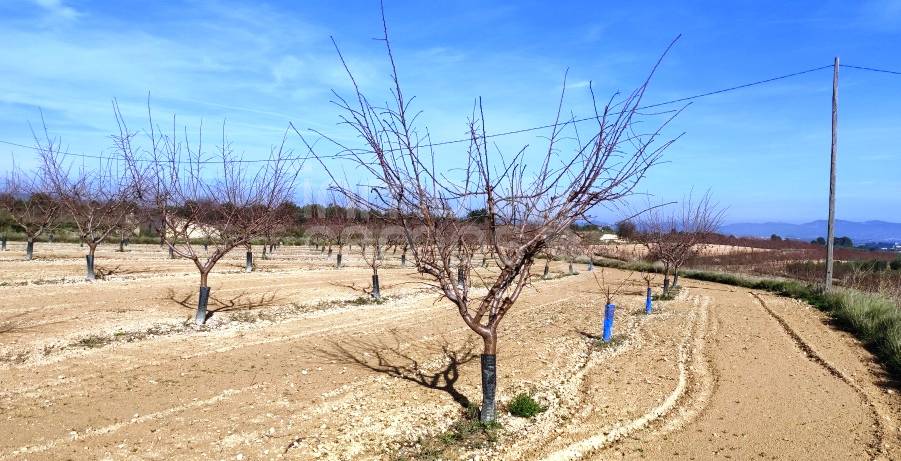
[538,292,709,461]
[750,291,888,459]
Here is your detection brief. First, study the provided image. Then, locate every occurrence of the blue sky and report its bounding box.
[1,0,900,224]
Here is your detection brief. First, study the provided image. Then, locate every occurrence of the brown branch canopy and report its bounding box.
[299,19,681,349]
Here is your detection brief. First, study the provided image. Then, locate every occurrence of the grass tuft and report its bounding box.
[652,286,682,301]
[507,393,545,418]
[593,334,626,349]
[75,334,112,349]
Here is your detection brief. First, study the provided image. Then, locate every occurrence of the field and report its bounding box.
[594,241,901,301]
[0,243,898,460]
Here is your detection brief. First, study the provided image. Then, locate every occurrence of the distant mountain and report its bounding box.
[719,220,901,243]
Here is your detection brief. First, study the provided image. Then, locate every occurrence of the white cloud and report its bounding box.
[30,0,80,20]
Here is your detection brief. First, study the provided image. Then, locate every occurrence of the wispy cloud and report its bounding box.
[30,0,80,20]
[0,1,899,221]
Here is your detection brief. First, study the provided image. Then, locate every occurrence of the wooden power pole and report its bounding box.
[825,56,839,290]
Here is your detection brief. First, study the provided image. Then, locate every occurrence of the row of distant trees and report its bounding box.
[767,233,854,247]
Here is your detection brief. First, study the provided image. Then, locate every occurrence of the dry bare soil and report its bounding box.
[0,243,898,460]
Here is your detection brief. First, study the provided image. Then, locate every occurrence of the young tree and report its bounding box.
[300,17,678,422]
[615,219,636,240]
[115,107,297,324]
[637,193,723,291]
[0,167,59,260]
[360,213,392,300]
[37,127,136,280]
[558,230,582,275]
[326,204,351,269]
[261,202,293,260]
[114,212,137,252]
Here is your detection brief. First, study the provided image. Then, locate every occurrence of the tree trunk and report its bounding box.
[543,260,549,279]
[336,252,342,268]
[195,272,211,325]
[603,303,616,342]
[26,239,34,260]
[169,246,175,259]
[672,270,680,288]
[457,266,465,289]
[262,244,268,260]
[85,244,97,281]
[119,238,125,252]
[327,247,332,257]
[1,234,6,251]
[480,334,498,423]
[400,252,406,267]
[371,273,381,300]
[663,270,670,294]
[245,249,253,272]
[568,260,574,275]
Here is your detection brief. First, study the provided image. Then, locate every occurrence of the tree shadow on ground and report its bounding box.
[164,288,283,319]
[0,312,30,335]
[0,311,65,335]
[95,264,159,279]
[316,332,478,409]
[577,330,603,341]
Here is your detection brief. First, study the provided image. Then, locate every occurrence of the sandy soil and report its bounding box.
[591,243,770,262]
[0,243,897,460]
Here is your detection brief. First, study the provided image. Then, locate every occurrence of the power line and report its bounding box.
[840,64,901,76]
[427,64,834,149]
[0,63,835,165]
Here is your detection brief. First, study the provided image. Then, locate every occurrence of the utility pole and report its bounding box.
[825,56,839,290]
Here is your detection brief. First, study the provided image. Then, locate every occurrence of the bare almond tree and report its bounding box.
[0,166,59,260]
[261,202,293,260]
[637,192,724,292]
[326,203,352,269]
[299,13,679,422]
[360,213,391,300]
[37,125,136,280]
[558,230,582,276]
[115,106,297,324]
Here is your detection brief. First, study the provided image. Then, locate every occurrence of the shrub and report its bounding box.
[507,393,545,418]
